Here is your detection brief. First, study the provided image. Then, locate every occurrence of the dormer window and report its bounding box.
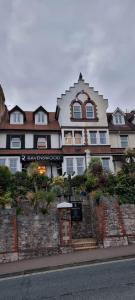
[115,114,124,124]
[113,109,125,125]
[10,111,23,124]
[73,103,82,119]
[86,103,94,119]
[37,111,45,123]
[14,112,21,123]
[34,108,48,125]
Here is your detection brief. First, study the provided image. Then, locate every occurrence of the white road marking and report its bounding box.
[0,256,135,282]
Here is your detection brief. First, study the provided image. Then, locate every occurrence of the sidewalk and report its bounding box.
[1,245,135,278]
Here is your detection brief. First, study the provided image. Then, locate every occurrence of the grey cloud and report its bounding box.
[0,0,135,112]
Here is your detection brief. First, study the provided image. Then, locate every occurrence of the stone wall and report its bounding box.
[0,208,60,263]
[95,197,135,248]
[18,209,59,260]
[121,204,135,244]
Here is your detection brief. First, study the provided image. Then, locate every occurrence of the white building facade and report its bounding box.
[0,75,135,176]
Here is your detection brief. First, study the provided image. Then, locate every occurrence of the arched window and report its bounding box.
[73,102,82,119]
[86,103,94,119]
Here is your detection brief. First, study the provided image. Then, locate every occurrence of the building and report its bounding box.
[0,74,135,176]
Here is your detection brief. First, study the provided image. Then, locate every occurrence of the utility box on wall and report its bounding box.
[71,202,82,221]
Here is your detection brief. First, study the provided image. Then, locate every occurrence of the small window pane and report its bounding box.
[66,158,73,175]
[100,132,106,144]
[0,159,6,166]
[65,132,73,145]
[76,158,84,175]
[13,112,21,123]
[73,104,81,119]
[120,135,128,148]
[86,105,94,118]
[90,132,97,144]
[74,132,82,144]
[114,114,124,125]
[102,159,110,172]
[38,112,45,123]
[9,159,17,174]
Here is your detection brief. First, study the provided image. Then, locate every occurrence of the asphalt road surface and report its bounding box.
[1,258,135,300]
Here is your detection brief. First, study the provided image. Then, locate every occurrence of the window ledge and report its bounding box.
[70,117,99,122]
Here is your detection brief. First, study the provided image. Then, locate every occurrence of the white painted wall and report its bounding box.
[0,133,6,148]
[51,134,59,148]
[110,133,135,148]
[57,81,108,127]
[25,133,33,148]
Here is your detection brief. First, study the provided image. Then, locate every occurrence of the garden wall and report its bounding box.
[0,208,60,263]
[1,198,135,263]
[96,197,135,247]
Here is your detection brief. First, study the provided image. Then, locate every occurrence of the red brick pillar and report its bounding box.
[57,202,72,247]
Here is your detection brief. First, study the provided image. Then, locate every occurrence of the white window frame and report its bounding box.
[120,135,128,148]
[10,111,23,124]
[86,103,94,119]
[73,103,82,119]
[113,113,125,125]
[37,111,45,123]
[10,137,21,149]
[9,158,18,174]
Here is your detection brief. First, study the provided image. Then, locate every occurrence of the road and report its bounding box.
[0,258,135,299]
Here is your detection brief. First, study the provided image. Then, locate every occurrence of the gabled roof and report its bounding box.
[9,105,26,121]
[57,74,108,103]
[112,107,125,116]
[33,106,49,115]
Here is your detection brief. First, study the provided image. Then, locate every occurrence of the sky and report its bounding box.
[0,0,135,112]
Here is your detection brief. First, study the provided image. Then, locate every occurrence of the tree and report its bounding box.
[0,166,12,194]
[122,148,135,174]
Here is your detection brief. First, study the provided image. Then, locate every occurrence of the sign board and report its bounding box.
[21,154,63,162]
